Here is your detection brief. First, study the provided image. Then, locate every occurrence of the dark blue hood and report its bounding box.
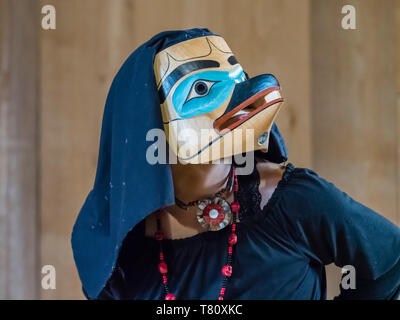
[71,28,287,299]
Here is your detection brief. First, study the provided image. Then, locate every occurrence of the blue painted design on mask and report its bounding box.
[172,66,246,118]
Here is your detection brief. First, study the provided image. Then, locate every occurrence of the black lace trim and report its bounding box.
[236,164,262,221]
[236,162,296,221]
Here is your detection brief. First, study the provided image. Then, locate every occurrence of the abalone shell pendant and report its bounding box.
[196,197,232,231]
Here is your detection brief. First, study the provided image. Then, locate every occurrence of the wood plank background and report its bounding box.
[0,0,40,299]
[312,0,400,298]
[0,0,398,299]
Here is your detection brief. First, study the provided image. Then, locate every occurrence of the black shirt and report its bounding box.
[98,163,400,300]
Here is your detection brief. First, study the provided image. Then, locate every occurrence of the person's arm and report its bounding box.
[279,168,400,299]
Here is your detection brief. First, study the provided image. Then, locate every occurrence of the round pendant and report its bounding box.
[196,197,232,231]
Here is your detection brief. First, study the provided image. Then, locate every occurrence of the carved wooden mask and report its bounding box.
[154,35,283,163]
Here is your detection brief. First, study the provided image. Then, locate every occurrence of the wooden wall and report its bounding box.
[396,1,400,231]
[312,0,398,223]
[311,0,400,298]
[0,0,39,299]
[0,0,398,299]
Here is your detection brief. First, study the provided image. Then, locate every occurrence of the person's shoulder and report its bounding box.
[257,160,348,213]
[277,162,339,195]
[283,163,353,219]
[256,160,325,197]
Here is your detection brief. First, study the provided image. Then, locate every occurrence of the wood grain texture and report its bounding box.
[396,0,400,232]
[397,1,400,94]
[40,0,121,300]
[312,0,398,222]
[311,0,399,299]
[0,0,40,299]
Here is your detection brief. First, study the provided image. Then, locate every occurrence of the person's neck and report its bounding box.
[145,161,233,239]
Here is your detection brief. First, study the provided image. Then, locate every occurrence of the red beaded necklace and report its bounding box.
[154,167,240,300]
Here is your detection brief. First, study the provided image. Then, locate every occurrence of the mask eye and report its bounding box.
[185,79,217,103]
